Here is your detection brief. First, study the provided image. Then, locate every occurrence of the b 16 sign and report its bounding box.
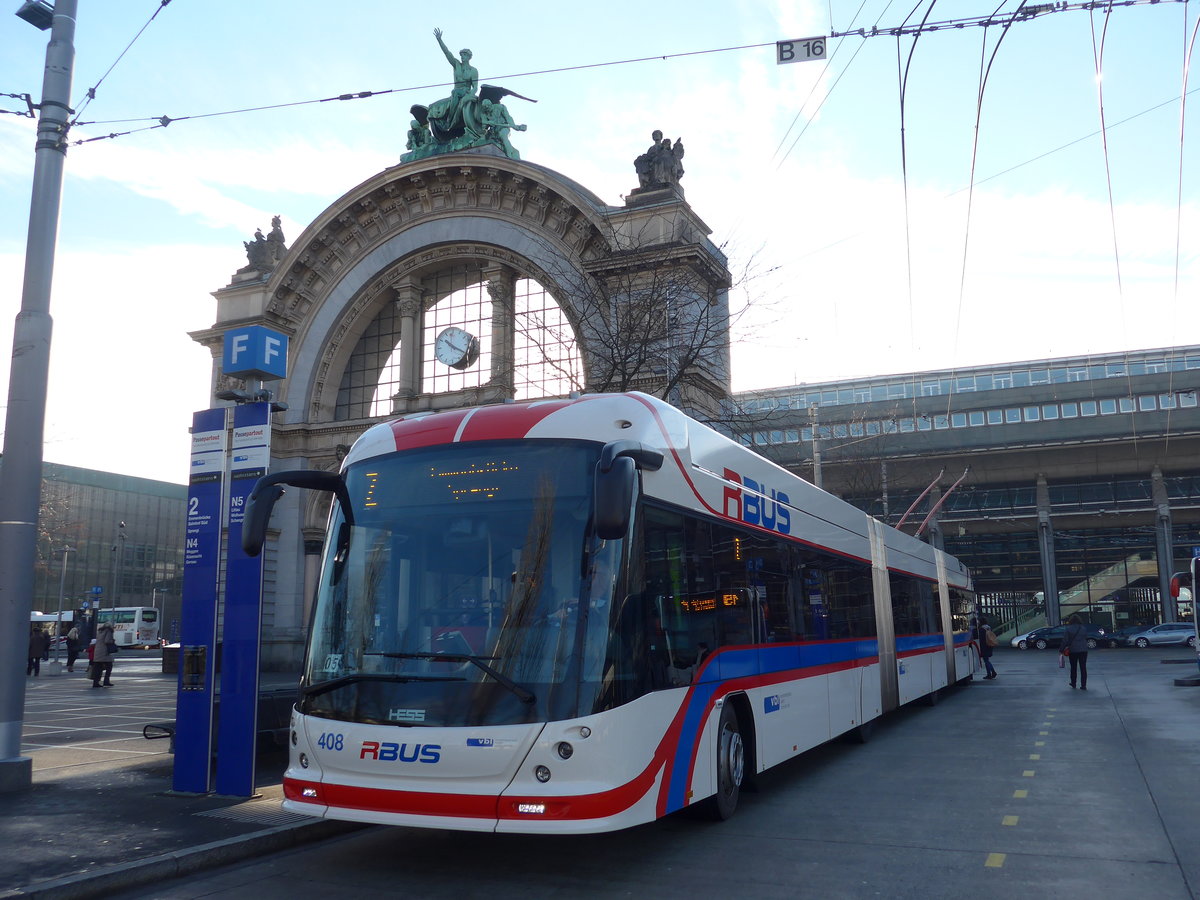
[777,37,826,64]
[222,325,288,380]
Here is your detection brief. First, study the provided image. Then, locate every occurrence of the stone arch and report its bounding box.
[193,151,730,669]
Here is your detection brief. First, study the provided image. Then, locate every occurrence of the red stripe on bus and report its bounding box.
[457,399,581,442]
[285,761,666,823]
[388,411,473,450]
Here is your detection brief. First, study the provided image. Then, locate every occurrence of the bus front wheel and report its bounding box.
[711,703,744,820]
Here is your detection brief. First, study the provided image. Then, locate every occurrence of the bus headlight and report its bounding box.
[556,741,573,760]
[299,753,310,769]
[534,765,552,783]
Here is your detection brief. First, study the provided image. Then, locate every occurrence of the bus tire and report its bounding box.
[923,688,941,706]
[710,703,744,820]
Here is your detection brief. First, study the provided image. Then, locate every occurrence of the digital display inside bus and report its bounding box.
[353,458,529,509]
[679,592,742,613]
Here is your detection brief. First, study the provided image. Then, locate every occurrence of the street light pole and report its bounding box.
[48,545,72,675]
[0,0,79,792]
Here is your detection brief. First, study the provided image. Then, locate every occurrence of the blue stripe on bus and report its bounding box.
[665,639,881,814]
[895,633,945,654]
[664,635,957,813]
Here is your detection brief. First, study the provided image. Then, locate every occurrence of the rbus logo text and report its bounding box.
[360,741,441,764]
[723,469,791,535]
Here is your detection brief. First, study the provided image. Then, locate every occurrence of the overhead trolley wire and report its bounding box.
[66,41,781,146]
[1165,5,1199,451]
[941,1,1028,431]
[895,1,939,362]
[69,0,175,126]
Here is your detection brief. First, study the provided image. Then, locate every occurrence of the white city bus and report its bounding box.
[96,606,160,648]
[244,393,976,834]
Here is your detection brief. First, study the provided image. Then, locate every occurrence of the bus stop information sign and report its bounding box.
[215,401,272,797]
[173,408,227,794]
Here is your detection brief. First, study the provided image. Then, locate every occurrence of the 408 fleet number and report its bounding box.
[316,732,344,751]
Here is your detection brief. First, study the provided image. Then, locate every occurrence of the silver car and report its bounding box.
[1125,622,1198,649]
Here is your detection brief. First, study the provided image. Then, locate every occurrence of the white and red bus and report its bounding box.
[96,607,160,648]
[244,392,976,834]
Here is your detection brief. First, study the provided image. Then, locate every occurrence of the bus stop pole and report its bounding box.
[0,0,78,791]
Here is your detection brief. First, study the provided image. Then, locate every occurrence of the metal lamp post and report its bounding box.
[47,545,72,676]
[0,0,79,793]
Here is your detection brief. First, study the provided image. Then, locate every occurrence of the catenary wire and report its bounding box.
[67,41,780,140]
[896,2,939,364]
[943,1,1027,431]
[1165,7,1200,451]
[69,0,175,126]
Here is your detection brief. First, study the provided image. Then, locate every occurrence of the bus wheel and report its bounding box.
[711,703,744,820]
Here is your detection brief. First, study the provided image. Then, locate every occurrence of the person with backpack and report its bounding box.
[974,615,998,680]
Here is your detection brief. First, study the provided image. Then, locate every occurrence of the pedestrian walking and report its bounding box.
[91,624,117,688]
[65,625,81,672]
[974,615,998,680]
[27,626,50,676]
[1063,613,1089,690]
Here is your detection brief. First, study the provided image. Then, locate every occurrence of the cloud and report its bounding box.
[0,243,225,483]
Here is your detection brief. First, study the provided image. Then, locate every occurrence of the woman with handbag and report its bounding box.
[1063,614,1089,690]
[91,624,117,688]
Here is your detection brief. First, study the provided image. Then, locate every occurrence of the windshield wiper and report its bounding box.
[302,671,465,698]
[367,651,536,704]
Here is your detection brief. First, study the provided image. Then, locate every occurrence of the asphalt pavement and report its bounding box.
[0,651,358,900]
[5,645,1200,899]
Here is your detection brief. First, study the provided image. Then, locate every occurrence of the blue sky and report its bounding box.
[0,0,1195,482]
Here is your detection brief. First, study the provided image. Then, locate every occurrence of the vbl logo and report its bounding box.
[723,468,791,535]
[360,741,441,764]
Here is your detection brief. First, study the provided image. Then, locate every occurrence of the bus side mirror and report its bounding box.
[593,441,663,541]
[243,483,284,556]
[243,470,349,556]
[595,456,636,540]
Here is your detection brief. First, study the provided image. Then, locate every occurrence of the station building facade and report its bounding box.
[13,460,187,639]
[735,345,1200,640]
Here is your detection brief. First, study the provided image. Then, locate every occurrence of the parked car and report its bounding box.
[1011,629,1042,650]
[1121,622,1198,649]
[1026,623,1107,650]
[1102,625,1148,648]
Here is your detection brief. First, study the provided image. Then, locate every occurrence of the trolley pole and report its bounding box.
[0,0,78,792]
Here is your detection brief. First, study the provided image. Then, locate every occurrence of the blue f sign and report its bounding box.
[222,326,288,380]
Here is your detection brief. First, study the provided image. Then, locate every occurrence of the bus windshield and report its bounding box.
[302,440,625,727]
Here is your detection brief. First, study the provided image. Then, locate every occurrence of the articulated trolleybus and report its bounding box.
[244,392,976,834]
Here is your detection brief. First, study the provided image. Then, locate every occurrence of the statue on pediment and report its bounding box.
[401,29,536,163]
[237,216,288,276]
[634,130,685,193]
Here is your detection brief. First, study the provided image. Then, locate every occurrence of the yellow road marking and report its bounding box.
[1039,730,1049,735]
[1002,815,1019,826]
[1013,789,1028,798]
[1035,741,1045,747]
[1023,770,1035,777]
[1029,754,1041,760]
[985,853,1006,868]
